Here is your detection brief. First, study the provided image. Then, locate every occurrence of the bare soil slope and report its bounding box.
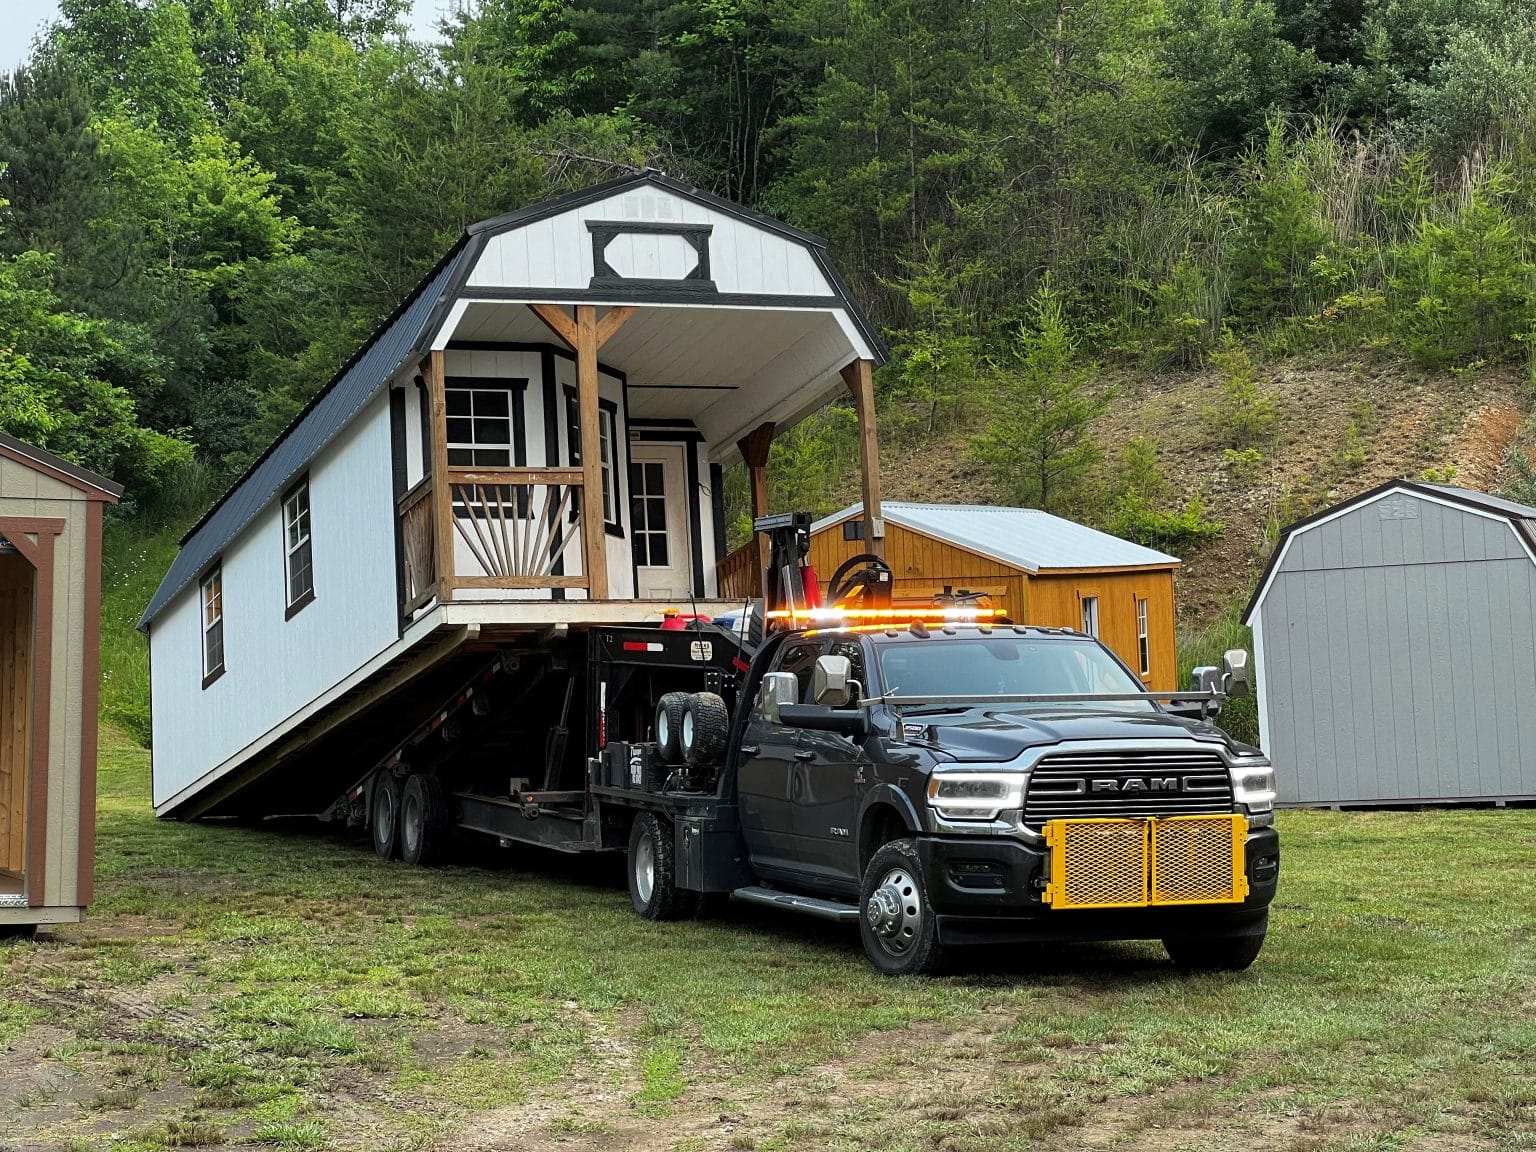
[870,359,1531,628]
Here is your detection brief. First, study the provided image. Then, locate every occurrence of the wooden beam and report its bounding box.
[423,350,454,596]
[528,303,578,349]
[840,359,884,558]
[575,305,609,599]
[595,306,636,349]
[736,421,775,574]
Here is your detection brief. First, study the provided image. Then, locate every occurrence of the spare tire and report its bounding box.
[680,692,730,767]
[654,692,690,763]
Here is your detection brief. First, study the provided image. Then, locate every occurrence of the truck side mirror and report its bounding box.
[1222,649,1251,698]
[758,672,799,722]
[811,654,852,707]
[1191,665,1222,694]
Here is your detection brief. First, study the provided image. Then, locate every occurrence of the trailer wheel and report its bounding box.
[654,692,690,764]
[1163,931,1265,972]
[370,773,402,860]
[400,774,450,867]
[859,839,944,976]
[627,812,695,920]
[680,692,729,767]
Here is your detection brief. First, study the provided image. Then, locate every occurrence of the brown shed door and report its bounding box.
[0,552,32,883]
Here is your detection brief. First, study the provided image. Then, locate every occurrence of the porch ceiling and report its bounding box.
[447,302,862,461]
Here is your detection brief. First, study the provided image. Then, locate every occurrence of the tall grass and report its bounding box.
[100,517,184,747]
[1176,593,1259,747]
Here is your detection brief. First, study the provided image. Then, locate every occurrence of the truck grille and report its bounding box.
[1023,748,1234,828]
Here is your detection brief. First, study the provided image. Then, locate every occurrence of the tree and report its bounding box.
[970,280,1109,513]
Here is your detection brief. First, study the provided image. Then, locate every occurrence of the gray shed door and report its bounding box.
[1258,492,1536,804]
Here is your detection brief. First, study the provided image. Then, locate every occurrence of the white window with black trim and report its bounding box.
[563,386,623,533]
[447,382,526,517]
[1136,596,1150,677]
[282,478,314,617]
[1080,595,1099,639]
[201,565,224,687]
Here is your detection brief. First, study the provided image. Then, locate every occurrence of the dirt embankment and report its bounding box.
[868,358,1531,629]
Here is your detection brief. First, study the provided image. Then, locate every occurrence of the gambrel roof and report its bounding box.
[812,502,1180,572]
[140,171,884,630]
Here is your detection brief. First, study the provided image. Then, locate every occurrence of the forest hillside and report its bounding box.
[5,0,1536,661]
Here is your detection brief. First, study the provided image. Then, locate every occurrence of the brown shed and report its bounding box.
[0,433,120,929]
[809,503,1181,689]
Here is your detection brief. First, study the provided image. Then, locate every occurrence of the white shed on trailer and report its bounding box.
[140,172,887,820]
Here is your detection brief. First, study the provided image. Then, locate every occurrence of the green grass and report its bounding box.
[3,728,1534,1150]
[100,518,184,746]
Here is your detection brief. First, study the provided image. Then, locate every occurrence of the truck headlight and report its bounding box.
[1232,761,1276,814]
[927,771,1027,821]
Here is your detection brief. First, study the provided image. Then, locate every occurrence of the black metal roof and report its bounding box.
[139,172,887,630]
[1242,479,1536,624]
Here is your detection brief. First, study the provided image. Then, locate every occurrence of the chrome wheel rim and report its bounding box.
[866,867,922,956]
[635,831,656,903]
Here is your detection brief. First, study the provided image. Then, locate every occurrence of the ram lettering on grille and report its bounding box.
[1024,749,1234,827]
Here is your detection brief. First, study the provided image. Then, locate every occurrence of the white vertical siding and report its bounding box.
[150,396,399,807]
[465,189,834,299]
[1256,490,1536,805]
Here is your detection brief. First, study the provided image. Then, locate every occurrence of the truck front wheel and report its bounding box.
[628,812,696,920]
[1162,932,1265,972]
[859,840,943,976]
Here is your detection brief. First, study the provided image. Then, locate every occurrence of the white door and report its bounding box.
[629,443,692,598]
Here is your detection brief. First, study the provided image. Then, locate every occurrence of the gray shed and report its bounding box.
[1242,481,1536,806]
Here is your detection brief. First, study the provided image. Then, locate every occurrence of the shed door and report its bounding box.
[0,551,33,900]
[629,443,692,598]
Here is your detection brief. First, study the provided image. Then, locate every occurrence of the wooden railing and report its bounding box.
[398,478,436,614]
[445,467,588,590]
[716,539,762,599]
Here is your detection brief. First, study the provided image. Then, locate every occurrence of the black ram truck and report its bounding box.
[612,622,1279,976]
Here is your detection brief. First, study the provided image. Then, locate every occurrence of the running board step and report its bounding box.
[731,886,860,923]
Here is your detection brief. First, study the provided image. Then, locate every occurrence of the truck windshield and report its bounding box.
[877,636,1153,710]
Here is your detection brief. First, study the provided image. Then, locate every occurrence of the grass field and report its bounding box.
[3,729,1535,1152]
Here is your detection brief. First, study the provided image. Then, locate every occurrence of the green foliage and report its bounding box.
[1421,463,1458,483]
[1104,489,1224,553]
[1229,118,1329,325]
[970,281,1109,514]
[1202,337,1281,447]
[883,243,986,436]
[1222,446,1265,484]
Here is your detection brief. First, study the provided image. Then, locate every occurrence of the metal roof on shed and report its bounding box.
[138,243,469,630]
[811,502,1180,572]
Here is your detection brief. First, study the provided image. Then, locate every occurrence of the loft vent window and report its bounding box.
[283,479,314,616]
[1137,596,1150,677]
[201,566,224,687]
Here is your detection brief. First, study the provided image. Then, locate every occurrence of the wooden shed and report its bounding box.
[1243,481,1536,807]
[808,502,1181,689]
[0,433,120,928]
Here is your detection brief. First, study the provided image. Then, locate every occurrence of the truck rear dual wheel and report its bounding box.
[859,839,944,976]
[628,812,698,920]
[371,773,402,860]
[399,774,449,867]
[1162,932,1266,972]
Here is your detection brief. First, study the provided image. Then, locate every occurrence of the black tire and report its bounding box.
[654,692,689,764]
[400,774,450,867]
[371,772,402,860]
[680,692,729,767]
[1163,932,1266,972]
[627,812,696,920]
[858,839,944,976]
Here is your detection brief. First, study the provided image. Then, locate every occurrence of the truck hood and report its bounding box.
[912,708,1233,763]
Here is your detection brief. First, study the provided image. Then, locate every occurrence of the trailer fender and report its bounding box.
[856,786,922,873]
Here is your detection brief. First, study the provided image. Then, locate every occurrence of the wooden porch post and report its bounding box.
[424,349,454,596]
[840,358,884,558]
[574,305,609,599]
[737,421,775,575]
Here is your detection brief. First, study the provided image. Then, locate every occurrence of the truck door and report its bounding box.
[791,638,869,892]
[735,639,823,881]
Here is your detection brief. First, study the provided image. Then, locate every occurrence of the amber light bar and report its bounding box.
[766,607,998,621]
